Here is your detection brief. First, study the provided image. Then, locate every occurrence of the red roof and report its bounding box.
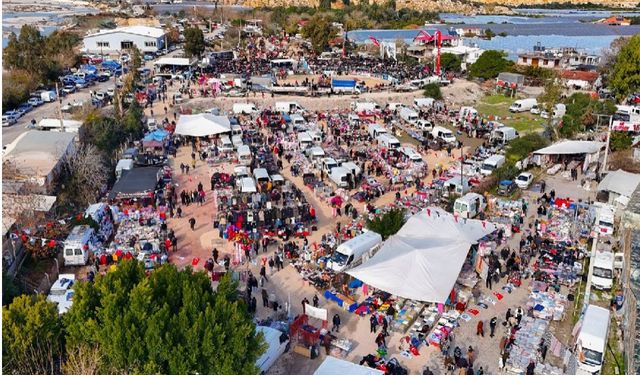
[560,70,599,82]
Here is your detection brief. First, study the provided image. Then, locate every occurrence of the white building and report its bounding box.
[83,26,165,54]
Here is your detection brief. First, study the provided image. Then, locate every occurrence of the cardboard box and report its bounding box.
[293,344,312,358]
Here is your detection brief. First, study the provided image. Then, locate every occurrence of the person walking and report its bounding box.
[312,294,319,307]
[189,217,196,231]
[490,317,498,337]
[332,313,341,332]
[301,297,309,314]
[261,288,269,308]
[212,248,219,264]
[476,320,484,337]
[486,270,493,290]
[260,265,268,284]
[370,315,378,333]
[467,346,475,366]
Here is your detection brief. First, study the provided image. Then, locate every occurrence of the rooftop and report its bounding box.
[559,70,600,82]
[86,26,165,39]
[3,130,76,178]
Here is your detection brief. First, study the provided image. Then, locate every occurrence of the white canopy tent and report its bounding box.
[347,207,497,303]
[313,356,384,375]
[174,114,231,137]
[533,140,604,155]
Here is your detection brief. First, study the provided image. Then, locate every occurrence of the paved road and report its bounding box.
[2,78,118,147]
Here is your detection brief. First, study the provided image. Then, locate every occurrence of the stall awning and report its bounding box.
[598,169,640,198]
[313,356,384,375]
[534,140,604,155]
[154,57,193,67]
[347,207,496,303]
[174,114,231,137]
[108,167,160,199]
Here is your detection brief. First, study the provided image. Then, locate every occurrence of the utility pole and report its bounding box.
[55,82,65,133]
[601,115,613,174]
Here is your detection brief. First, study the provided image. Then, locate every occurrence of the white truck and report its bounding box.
[398,146,423,163]
[399,107,419,124]
[297,132,313,149]
[329,166,352,188]
[232,103,258,115]
[255,326,290,374]
[414,97,435,109]
[351,101,381,113]
[368,123,388,139]
[591,203,615,236]
[63,225,95,266]
[480,154,506,176]
[46,274,76,314]
[275,101,305,114]
[431,126,456,144]
[490,126,519,144]
[509,98,537,112]
[327,231,383,272]
[41,90,58,102]
[237,145,252,166]
[454,193,486,218]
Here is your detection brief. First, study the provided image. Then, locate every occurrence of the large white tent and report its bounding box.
[533,140,604,155]
[313,356,384,375]
[174,114,231,137]
[347,207,497,303]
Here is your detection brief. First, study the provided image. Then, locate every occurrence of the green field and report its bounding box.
[476,94,545,134]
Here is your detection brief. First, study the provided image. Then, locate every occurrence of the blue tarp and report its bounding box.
[282,113,291,123]
[143,129,169,142]
[102,60,122,69]
[332,78,356,88]
[81,64,98,73]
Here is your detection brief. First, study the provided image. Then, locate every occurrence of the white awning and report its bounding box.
[598,169,640,198]
[534,140,604,155]
[314,356,384,375]
[174,114,231,137]
[347,207,496,303]
[154,57,193,67]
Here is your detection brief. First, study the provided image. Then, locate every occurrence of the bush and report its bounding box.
[505,133,549,162]
[610,132,633,152]
[469,50,513,80]
[423,83,443,100]
[440,53,461,73]
[493,161,520,181]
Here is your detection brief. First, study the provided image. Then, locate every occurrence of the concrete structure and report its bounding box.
[2,130,77,193]
[621,184,640,375]
[559,70,601,90]
[517,45,601,70]
[83,26,165,54]
[597,169,640,207]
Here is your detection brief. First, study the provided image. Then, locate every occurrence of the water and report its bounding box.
[440,9,640,24]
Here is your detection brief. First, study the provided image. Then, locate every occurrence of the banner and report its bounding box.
[304,304,328,321]
[381,41,397,61]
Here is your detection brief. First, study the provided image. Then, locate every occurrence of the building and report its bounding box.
[621,184,640,374]
[596,16,631,26]
[83,26,165,54]
[440,42,485,68]
[517,44,601,70]
[559,70,601,90]
[597,169,640,207]
[2,130,77,193]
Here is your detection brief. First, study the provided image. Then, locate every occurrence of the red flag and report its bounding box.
[368,36,381,47]
[453,214,458,223]
[482,221,487,229]
[426,208,431,217]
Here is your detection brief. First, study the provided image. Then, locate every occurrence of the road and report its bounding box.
[2,78,118,147]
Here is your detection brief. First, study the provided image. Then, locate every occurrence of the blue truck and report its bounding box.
[331,78,361,94]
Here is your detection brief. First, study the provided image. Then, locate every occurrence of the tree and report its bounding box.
[2,70,39,110]
[484,28,496,39]
[610,132,633,152]
[2,273,21,306]
[440,52,461,73]
[302,14,338,53]
[82,114,125,154]
[537,74,563,138]
[609,34,640,100]
[64,261,265,375]
[184,27,206,58]
[468,50,513,80]
[3,25,46,77]
[423,83,443,100]
[2,295,63,375]
[63,144,110,207]
[367,208,406,240]
[505,133,549,162]
[44,30,81,74]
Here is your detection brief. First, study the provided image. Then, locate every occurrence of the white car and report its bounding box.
[540,111,549,119]
[2,114,18,127]
[530,104,540,115]
[515,172,534,189]
[106,88,115,97]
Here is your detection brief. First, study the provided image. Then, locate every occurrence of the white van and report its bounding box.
[340,161,362,178]
[348,114,360,126]
[592,203,615,236]
[290,113,306,127]
[458,106,478,123]
[218,136,234,152]
[376,134,401,149]
[431,126,456,144]
[351,101,381,113]
[306,146,326,163]
[591,251,614,290]
[253,168,271,185]
[576,305,610,375]
[321,157,338,175]
[480,155,506,176]
[399,107,419,124]
[237,145,252,166]
[509,98,537,113]
[387,102,404,111]
[443,177,471,197]
[46,274,75,314]
[232,103,258,115]
[416,119,433,132]
[239,177,257,193]
[297,132,313,149]
[255,326,290,374]
[328,230,383,272]
[275,101,304,114]
[63,225,95,266]
[231,134,243,148]
[399,146,423,163]
[307,130,322,143]
[329,166,351,188]
[490,126,519,144]
[414,97,435,109]
[454,193,486,218]
[368,123,388,139]
[230,124,243,137]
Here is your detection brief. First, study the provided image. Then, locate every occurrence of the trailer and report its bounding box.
[332,78,361,94]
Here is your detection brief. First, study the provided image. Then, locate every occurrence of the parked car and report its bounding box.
[515,172,534,189]
[96,74,110,82]
[2,114,18,127]
[17,103,33,114]
[28,97,44,107]
[174,93,184,104]
[94,91,107,101]
[75,80,89,89]
[62,85,76,94]
[106,88,115,97]
[143,53,155,61]
[497,180,517,196]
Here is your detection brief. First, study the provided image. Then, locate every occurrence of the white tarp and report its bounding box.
[174,114,231,137]
[154,57,192,66]
[347,207,496,303]
[534,140,604,155]
[314,356,385,375]
[597,169,640,198]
